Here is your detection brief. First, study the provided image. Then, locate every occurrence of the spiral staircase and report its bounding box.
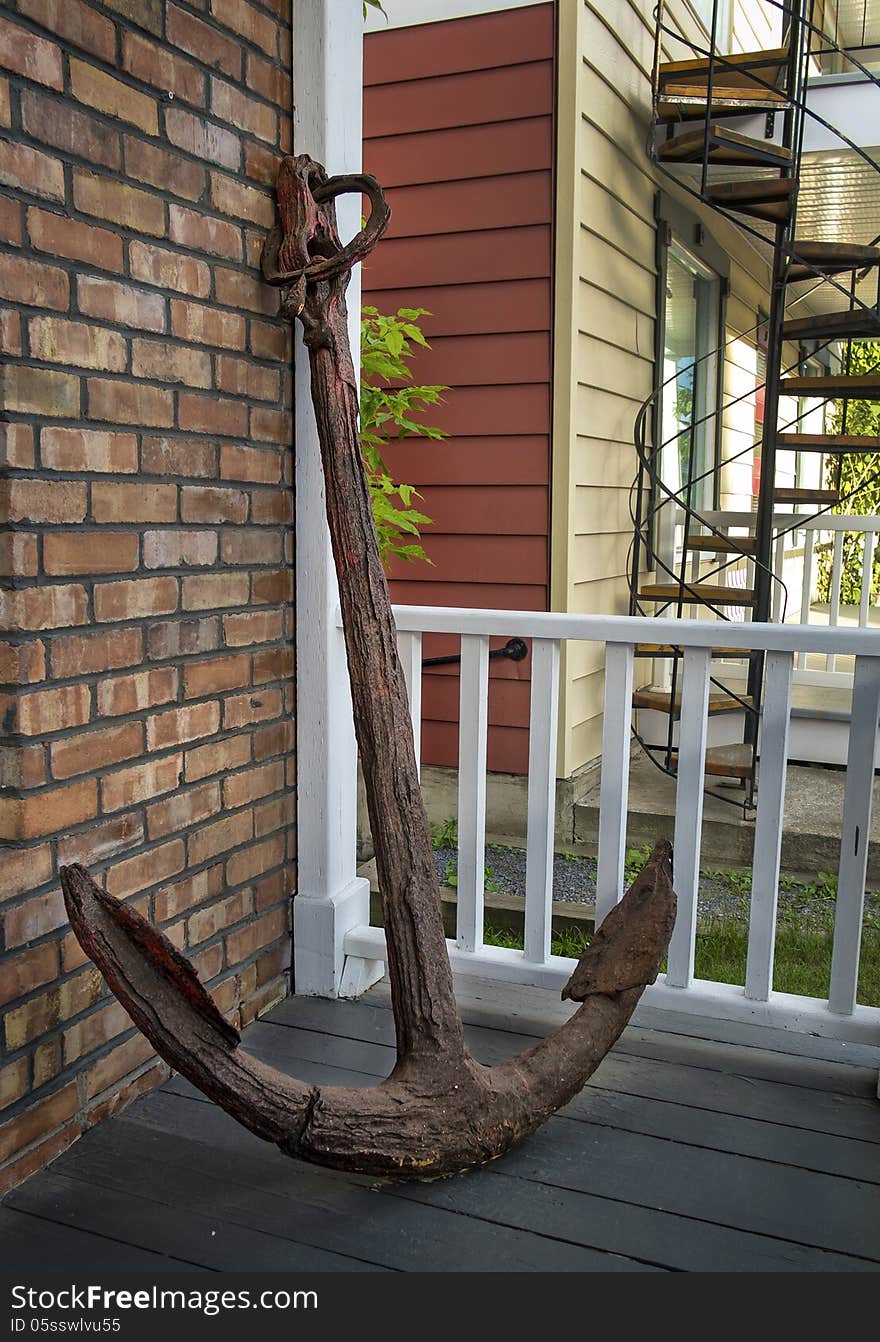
[630,0,880,815]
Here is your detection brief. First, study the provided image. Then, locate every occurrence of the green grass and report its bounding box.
[484,907,880,1007]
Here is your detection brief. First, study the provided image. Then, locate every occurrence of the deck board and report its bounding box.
[2,978,878,1272]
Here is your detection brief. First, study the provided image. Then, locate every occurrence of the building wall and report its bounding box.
[0,0,294,1193]
[552,0,779,778]
[362,2,555,775]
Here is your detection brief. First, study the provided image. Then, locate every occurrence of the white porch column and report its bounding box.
[291,0,378,997]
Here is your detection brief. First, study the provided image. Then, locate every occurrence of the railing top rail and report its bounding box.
[385,605,880,656]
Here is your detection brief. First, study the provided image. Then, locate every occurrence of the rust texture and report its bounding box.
[61,156,676,1178]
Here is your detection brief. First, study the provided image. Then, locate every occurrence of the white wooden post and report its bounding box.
[829,656,880,1015]
[859,531,876,630]
[398,631,423,779]
[595,643,634,927]
[524,638,560,964]
[666,647,711,988]
[292,0,378,998]
[456,635,490,952]
[745,651,793,1001]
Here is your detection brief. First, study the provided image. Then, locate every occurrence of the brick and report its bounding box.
[211,0,277,54]
[44,532,139,577]
[7,683,90,736]
[0,1081,78,1163]
[97,666,177,718]
[223,610,282,647]
[1,585,88,633]
[225,907,286,966]
[170,203,243,262]
[0,777,96,841]
[29,316,127,371]
[0,305,21,354]
[168,5,242,79]
[246,51,290,106]
[88,379,173,428]
[254,868,287,914]
[20,89,120,172]
[190,941,223,982]
[85,1033,155,1100]
[250,318,288,362]
[132,338,212,388]
[179,486,247,525]
[226,832,285,890]
[179,392,248,437]
[129,241,210,298]
[0,254,68,309]
[251,489,293,525]
[211,177,275,229]
[32,1038,62,1087]
[0,532,37,578]
[52,721,143,780]
[0,138,64,202]
[147,780,221,841]
[0,76,8,127]
[86,1061,167,1126]
[243,140,281,187]
[101,753,182,813]
[51,627,142,679]
[0,943,58,1009]
[106,839,185,898]
[2,888,65,950]
[58,811,144,867]
[0,639,46,685]
[182,572,249,611]
[251,569,293,605]
[146,614,220,660]
[0,15,62,90]
[0,739,45,790]
[147,702,220,752]
[220,444,281,484]
[1,424,35,470]
[124,138,205,204]
[154,864,222,922]
[42,427,138,475]
[223,760,284,810]
[122,32,205,107]
[92,484,177,528]
[216,269,279,321]
[93,576,178,624]
[216,355,280,402]
[184,733,250,783]
[251,406,292,444]
[165,106,240,170]
[223,687,282,729]
[0,1060,29,1112]
[30,212,123,284]
[171,299,245,349]
[70,59,159,134]
[183,653,250,698]
[0,844,53,904]
[252,715,293,763]
[0,1125,79,1197]
[188,809,253,867]
[211,77,276,144]
[188,888,251,947]
[20,0,116,62]
[142,436,216,478]
[4,479,87,524]
[143,530,217,569]
[220,528,282,567]
[77,275,166,332]
[73,171,165,238]
[99,0,162,36]
[253,645,293,684]
[63,1000,131,1064]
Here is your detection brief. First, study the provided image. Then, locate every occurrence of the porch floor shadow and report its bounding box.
[2,975,879,1272]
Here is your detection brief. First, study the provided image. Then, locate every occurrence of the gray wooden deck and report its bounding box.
[2,977,879,1272]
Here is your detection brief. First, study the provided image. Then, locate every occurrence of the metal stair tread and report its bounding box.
[684,534,756,553]
[781,308,880,341]
[777,433,880,452]
[634,643,749,657]
[658,48,789,83]
[670,743,755,779]
[632,687,754,717]
[772,487,840,503]
[780,373,880,397]
[657,125,792,167]
[786,242,880,281]
[638,582,756,604]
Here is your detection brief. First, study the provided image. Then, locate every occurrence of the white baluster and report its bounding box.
[595,643,635,928]
[859,531,877,630]
[666,647,711,989]
[829,656,880,1015]
[456,635,490,953]
[798,527,815,669]
[772,532,785,623]
[398,630,422,779]
[524,638,560,965]
[826,530,844,672]
[745,651,793,1001]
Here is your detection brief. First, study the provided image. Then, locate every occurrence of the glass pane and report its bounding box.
[661,252,700,500]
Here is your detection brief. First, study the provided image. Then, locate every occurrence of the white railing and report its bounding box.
[340,606,880,1046]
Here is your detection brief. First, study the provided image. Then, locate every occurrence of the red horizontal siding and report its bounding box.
[364,3,555,775]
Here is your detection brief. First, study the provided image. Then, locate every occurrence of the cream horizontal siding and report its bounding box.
[553,0,781,779]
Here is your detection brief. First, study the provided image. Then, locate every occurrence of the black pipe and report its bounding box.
[421,637,529,669]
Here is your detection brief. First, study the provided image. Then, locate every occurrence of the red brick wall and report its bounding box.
[0,0,294,1193]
